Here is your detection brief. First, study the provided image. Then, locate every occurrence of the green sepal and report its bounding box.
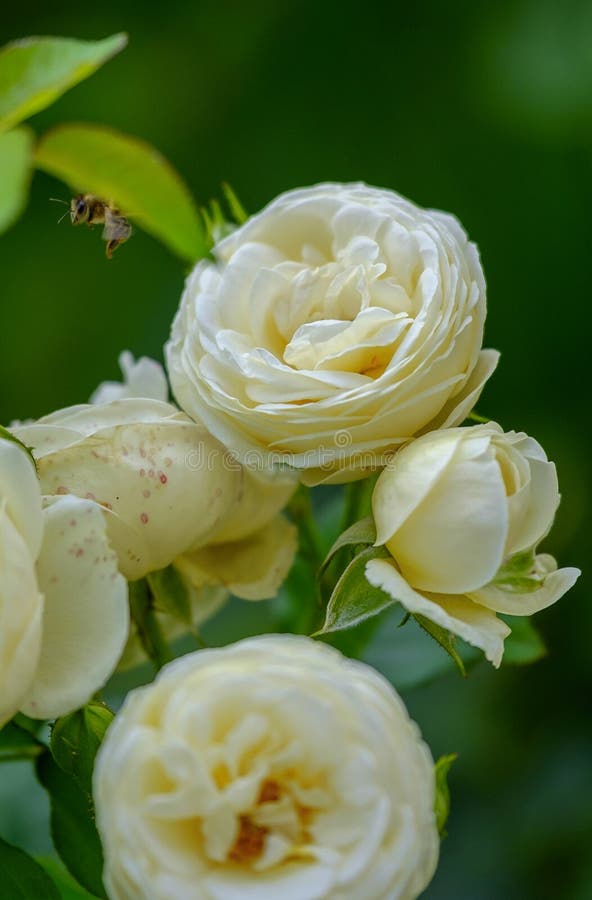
[51,702,114,797]
[221,182,248,223]
[413,615,467,677]
[492,548,541,593]
[434,753,458,837]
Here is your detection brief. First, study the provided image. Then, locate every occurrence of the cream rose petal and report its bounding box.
[469,559,581,617]
[90,351,169,404]
[503,451,559,556]
[423,348,500,432]
[20,496,129,720]
[366,558,510,667]
[0,509,44,726]
[0,440,43,557]
[386,435,509,594]
[373,430,462,545]
[13,400,247,580]
[180,515,297,601]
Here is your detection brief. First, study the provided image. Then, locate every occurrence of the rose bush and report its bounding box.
[366,423,580,666]
[94,634,439,900]
[167,182,498,483]
[0,437,128,724]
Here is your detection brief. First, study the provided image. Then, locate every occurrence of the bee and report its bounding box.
[69,194,132,258]
[52,194,132,258]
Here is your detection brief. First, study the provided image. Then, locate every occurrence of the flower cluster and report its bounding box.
[1,183,580,900]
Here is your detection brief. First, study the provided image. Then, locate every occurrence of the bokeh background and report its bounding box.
[1,1,590,897]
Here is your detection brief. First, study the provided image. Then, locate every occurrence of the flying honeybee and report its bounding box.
[52,194,133,258]
[70,194,133,258]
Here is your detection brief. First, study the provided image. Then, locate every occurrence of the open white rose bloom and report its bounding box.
[12,397,296,586]
[94,635,439,900]
[0,437,128,724]
[167,183,499,482]
[367,423,580,666]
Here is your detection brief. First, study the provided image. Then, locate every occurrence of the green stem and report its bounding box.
[467,411,490,424]
[129,579,173,672]
[0,747,44,763]
[340,475,379,534]
[287,486,324,570]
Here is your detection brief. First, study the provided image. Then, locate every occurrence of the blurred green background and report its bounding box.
[0,0,590,897]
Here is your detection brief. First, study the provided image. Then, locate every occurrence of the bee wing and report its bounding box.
[102,208,132,243]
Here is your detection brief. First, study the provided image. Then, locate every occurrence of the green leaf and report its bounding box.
[413,614,467,677]
[434,753,457,837]
[319,516,376,577]
[51,703,114,797]
[501,616,547,665]
[37,859,95,900]
[316,545,394,635]
[0,34,127,133]
[35,123,206,262]
[147,565,192,625]
[36,752,106,899]
[0,127,34,233]
[0,719,44,763]
[0,836,60,900]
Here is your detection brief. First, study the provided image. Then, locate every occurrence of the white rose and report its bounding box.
[12,399,296,581]
[94,634,439,900]
[90,351,169,404]
[167,182,498,483]
[0,438,128,724]
[367,424,580,666]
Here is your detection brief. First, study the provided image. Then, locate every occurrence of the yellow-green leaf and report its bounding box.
[35,123,206,262]
[0,126,34,233]
[434,753,457,837]
[0,34,127,133]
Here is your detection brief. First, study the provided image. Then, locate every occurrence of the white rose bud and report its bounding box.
[167,182,498,483]
[12,399,296,581]
[94,635,439,900]
[0,438,128,724]
[367,424,580,666]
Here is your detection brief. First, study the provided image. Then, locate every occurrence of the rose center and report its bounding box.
[225,777,315,867]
